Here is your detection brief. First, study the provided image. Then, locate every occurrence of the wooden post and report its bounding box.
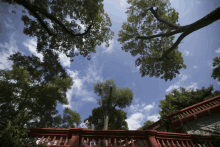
[145,130,159,147]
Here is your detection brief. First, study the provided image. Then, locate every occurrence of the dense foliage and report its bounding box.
[3,0,114,62]
[158,85,220,132]
[118,0,220,81]
[93,79,134,130]
[84,106,129,130]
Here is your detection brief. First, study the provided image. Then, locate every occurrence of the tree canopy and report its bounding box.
[93,79,134,130]
[158,85,220,132]
[118,0,220,81]
[3,0,114,62]
[136,120,155,131]
[84,106,129,130]
[211,56,220,82]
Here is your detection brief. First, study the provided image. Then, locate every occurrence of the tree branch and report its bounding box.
[159,7,220,60]
[149,7,181,29]
[14,0,94,38]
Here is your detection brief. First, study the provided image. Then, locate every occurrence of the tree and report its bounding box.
[60,107,81,129]
[93,79,134,130]
[3,0,114,62]
[211,56,220,82]
[0,52,73,128]
[118,0,220,81]
[136,120,155,130]
[158,85,220,132]
[84,106,129,130]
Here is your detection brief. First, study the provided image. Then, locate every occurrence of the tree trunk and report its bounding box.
[103,115,109,146]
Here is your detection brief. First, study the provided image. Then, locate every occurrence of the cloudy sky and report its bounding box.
[1,0,220,132]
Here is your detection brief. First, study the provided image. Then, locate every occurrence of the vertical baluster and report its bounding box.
[185,140,191,147]
[176,140,181,147]
[181,141,186,147]
[131,138,135,146]
[51,136,56,145]
[38,136,44,145]
[98,138,101,147]
[119,138,122,146]
[80,137,84,146]
[125,138,129,146]
[44,136,50,145]
[109,138,111,146]
[58,136,63,145]
[170,140,176,146]
[64,136,68,145]
[104,138,106,146]
[86,137,90,146]
[161,139,166,146]
[166,140,171,147]
[156,139,161,147]
[189,140,195,147]
[114,138,117,147]
[91,138,94,146]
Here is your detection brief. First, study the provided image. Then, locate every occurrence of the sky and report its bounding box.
[0,0,220,134]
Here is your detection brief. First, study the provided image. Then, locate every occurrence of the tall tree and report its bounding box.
[0,51,73,128]
[118,0,220,81]
[3,0,114,62]
[93,79,134,130]
[84,106,129,130]
[158,85,220,132]
[136,120,155,130]
[211,56,220,82]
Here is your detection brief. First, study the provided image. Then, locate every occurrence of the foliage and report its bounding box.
[136,120,155,130]
[158,85,220,132]
[1,51,74,127]
[118,0,220,81]
[93,79,134,130]
[0,119,46,147]
[211,56,220,82]
[84,106,129,130]
[3,0,114,62]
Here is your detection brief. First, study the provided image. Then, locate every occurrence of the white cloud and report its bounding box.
[101,39,114,54]
[180,74,188,82]
[209,62,214,69]
[119,0,127,7]
[184,51,193,56]
[193,66,198,69]
[165,82,180,93]
[23,37,44,62]
[215,48,220,53]
[126,112,144,130]
[0,33,20,70]
[143,102,155,111]
[185,82,198,91]
[147,114,160,122]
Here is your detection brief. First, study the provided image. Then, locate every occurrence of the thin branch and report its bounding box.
[159,7,220,60]
[8,84,40,120]
[14,0,94,38]
[149,7,181,29]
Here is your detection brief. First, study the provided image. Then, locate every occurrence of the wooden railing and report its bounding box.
[143,119,167,132]
[22,128,220,147]
[167,95,220,133]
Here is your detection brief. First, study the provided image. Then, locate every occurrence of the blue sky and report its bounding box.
[1,0,220,132]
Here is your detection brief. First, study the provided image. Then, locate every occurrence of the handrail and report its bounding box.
[167,95,220,132]
[22,128,220,147]
[143,119,167,132]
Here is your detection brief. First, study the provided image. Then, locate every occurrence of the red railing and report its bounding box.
[167,95,220,133]
[143,119,167,132]
[22,128,220,147]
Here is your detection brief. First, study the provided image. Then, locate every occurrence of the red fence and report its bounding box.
[167,95,220,133]
[144,95,220,133]
[22,128,220,147]
[143,119,167,132]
